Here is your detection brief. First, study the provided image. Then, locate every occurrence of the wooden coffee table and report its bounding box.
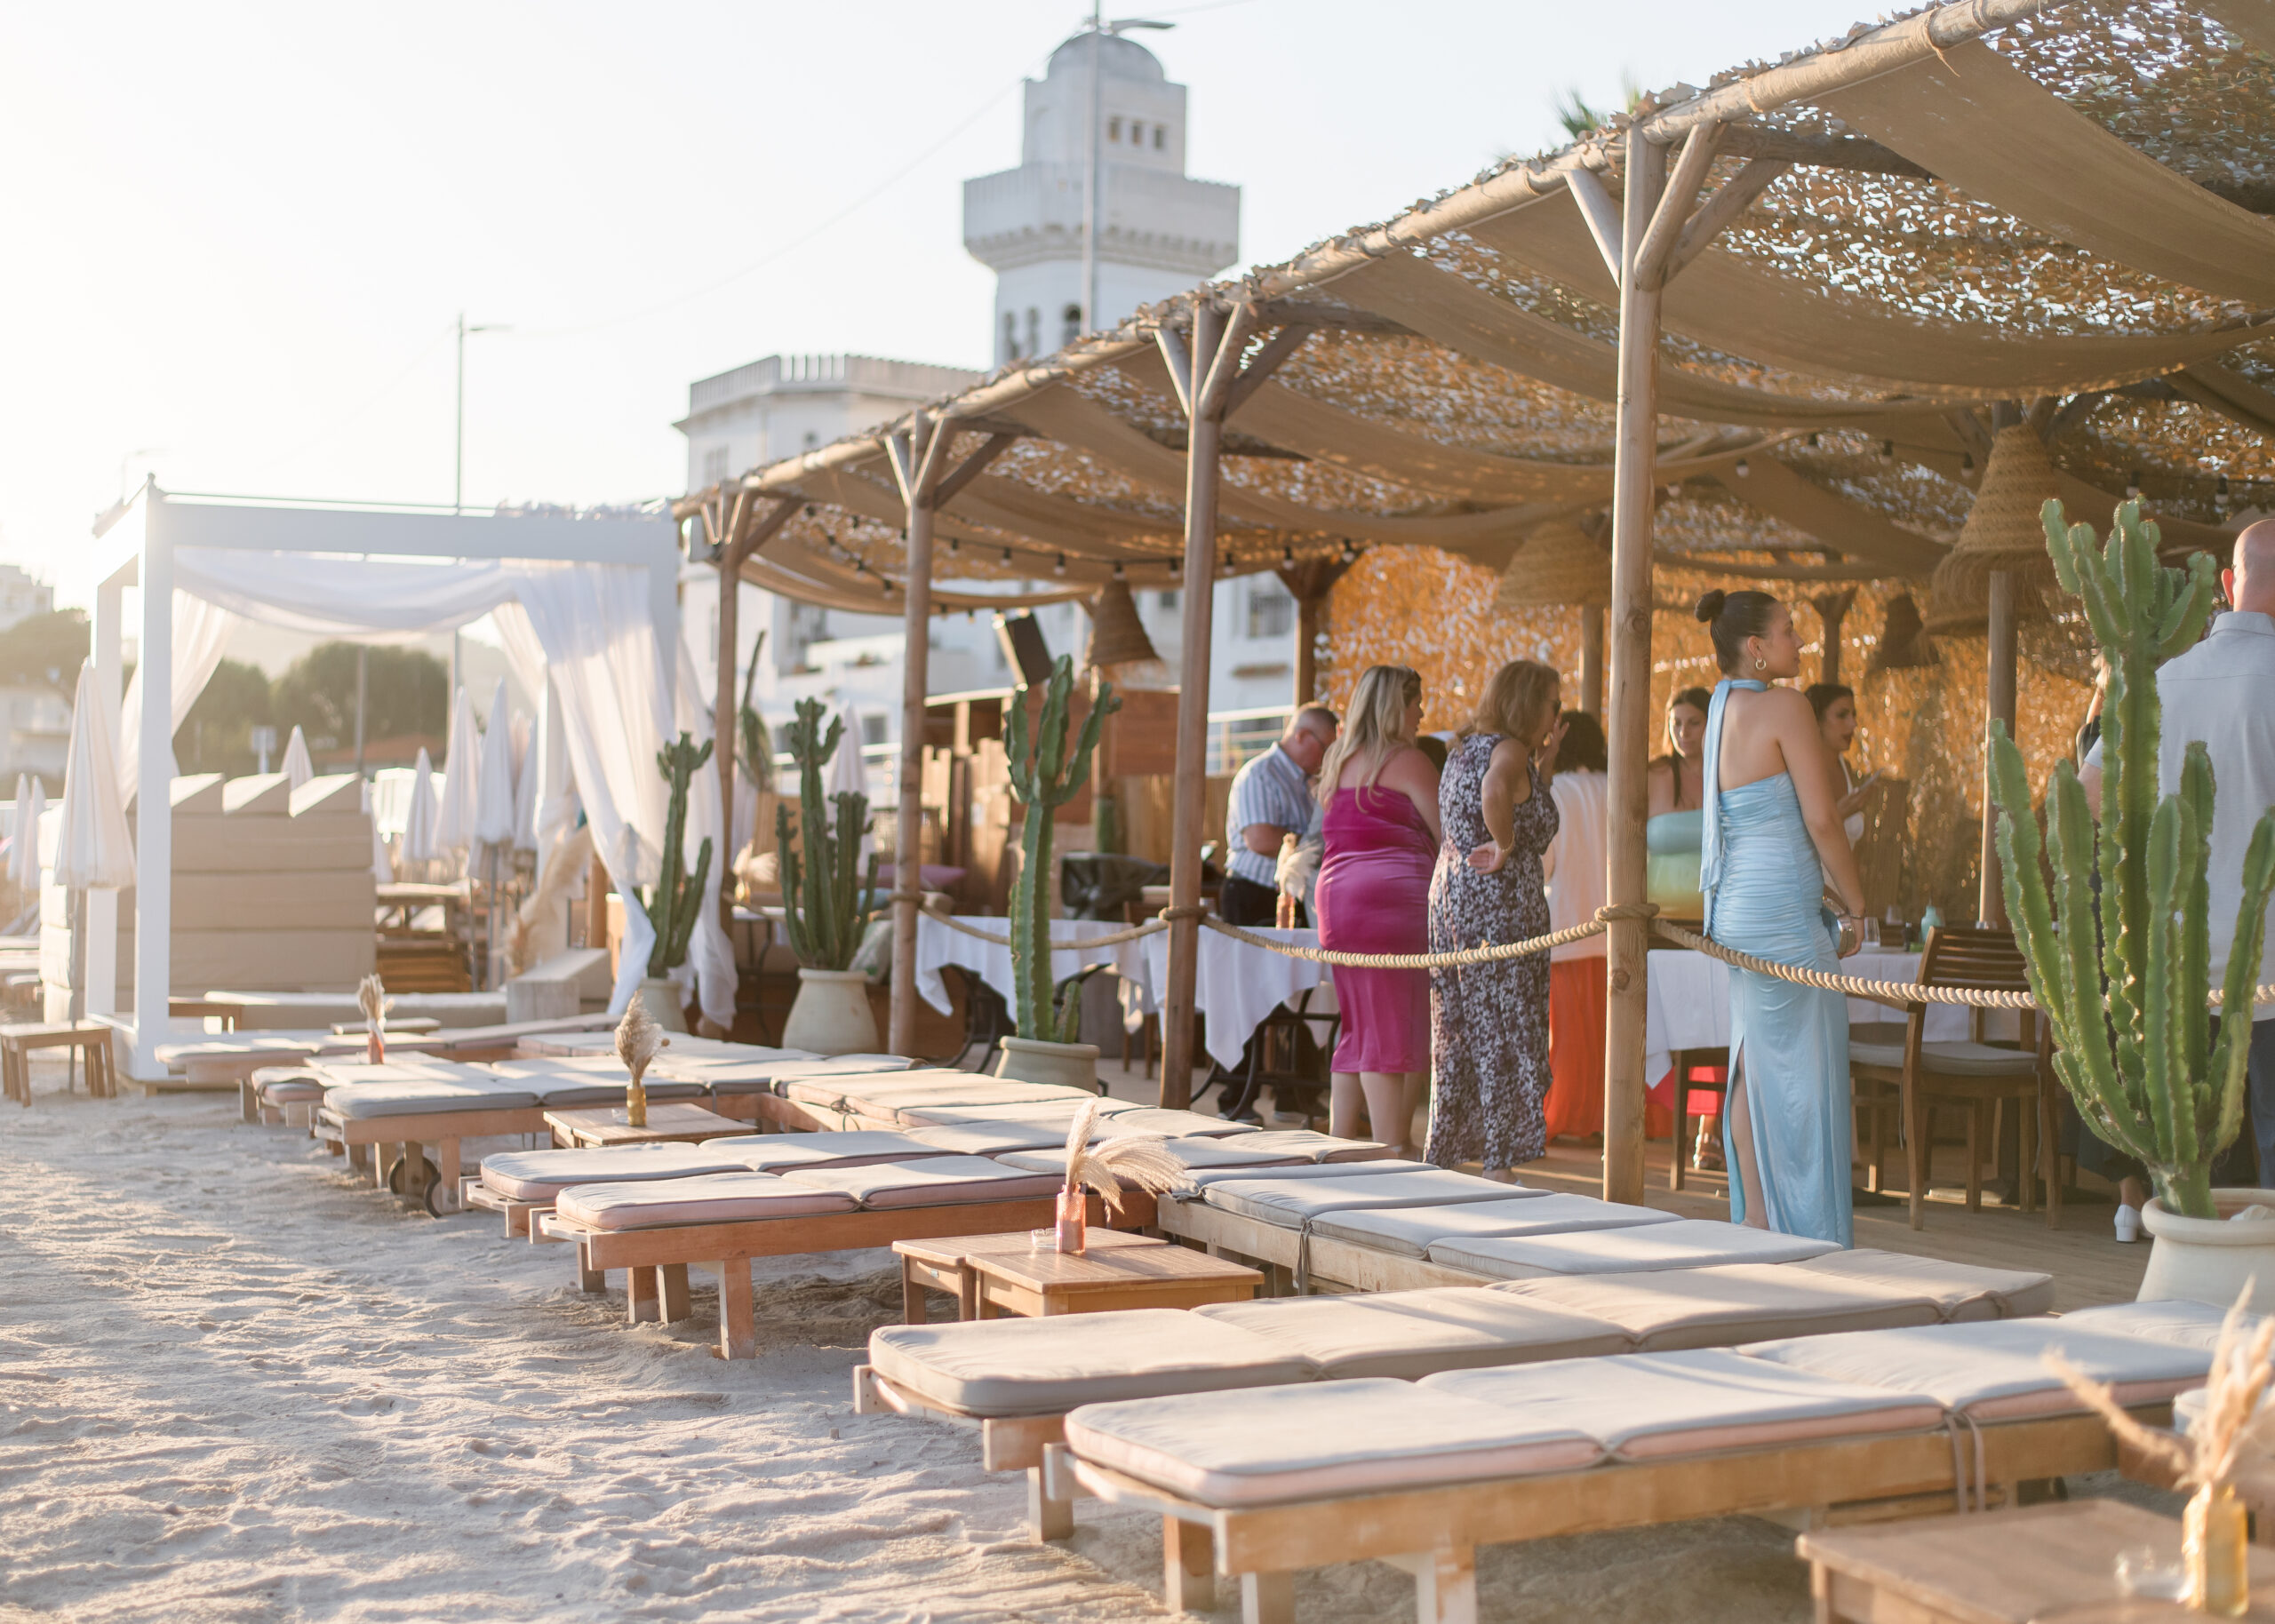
[893,1230,1165,1323]
[1799,1500,2275,1621]
[545,1102,746,1149]
[970,1241,1263,1318]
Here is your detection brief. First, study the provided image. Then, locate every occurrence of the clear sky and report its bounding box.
[3,0,1856,613]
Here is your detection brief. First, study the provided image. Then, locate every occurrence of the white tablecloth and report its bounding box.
[1643,948,2015,1085]
[914,914,1152,1028]
[1141,926,1334,1071]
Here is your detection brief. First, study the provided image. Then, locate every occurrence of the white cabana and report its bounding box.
[55,665,135,1022]
[87,485,725,1077]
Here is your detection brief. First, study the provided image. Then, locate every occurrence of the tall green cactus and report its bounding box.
[775,697,878,971]
[1006,657,1120,1042]
[1989,498,2275,1219]
[644,732,715,977]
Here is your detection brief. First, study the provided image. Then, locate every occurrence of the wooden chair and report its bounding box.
[1848,926,2051,1230]
[1668,1047,1728,1192]
[2,1022,118,1105]
[1848,1022,1911,1196]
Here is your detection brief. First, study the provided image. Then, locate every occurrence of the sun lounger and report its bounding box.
[1048,1322,2209,1621]
[243,1055,461,1124]
[659,1052,908,1126]
[535,1158,1151,1359]
[313,1063,556,1214]
[478,1058,710,1108]
[1780,1247,2055,1321]
[2053,1299,2246,1349]
[1488,1261,1949,1351]
[1306,1193,1675,1260]
[1422,1218,1840,1279]
[826,1076,1105,1127]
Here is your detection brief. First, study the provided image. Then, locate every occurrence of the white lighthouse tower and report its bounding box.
[963,29,1241,362]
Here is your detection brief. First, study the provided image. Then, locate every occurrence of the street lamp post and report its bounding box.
[454,312,508,515]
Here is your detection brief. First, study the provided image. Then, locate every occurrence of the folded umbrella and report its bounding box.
[433,685,480,857]
[280,725,315,791]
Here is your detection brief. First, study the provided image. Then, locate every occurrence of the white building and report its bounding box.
[0,565,54,633]
[962,30,1241,360]
[678,29,1304,791]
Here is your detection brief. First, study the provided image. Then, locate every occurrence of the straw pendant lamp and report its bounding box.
[1084,579,1162,671]
[1923,424,2066,634]
[1865,592,1939,673]
[1494,517,1611,611]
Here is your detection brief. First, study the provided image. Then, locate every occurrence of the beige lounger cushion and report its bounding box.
[1739,1318,2213,1420]
[479,1143,750,1200]
[251,1064,326,1103]
[905,1120,1082,1156]
[1425,1349,1945,1460]
[313,1058,466,1085]
[775,1070,953,1111]
[1232,1130,1398,1163]
[694,1055,901,1095]
[904,1098,1149,1124]
[706,1130,946,1173]
[1310,1194,1674,1259]
[869,1310,1313,1416]
[777,1155,1064,1208]
[2055,1301,2254,1350]
[1205,1170,1543,1230]
[1182,1158,1440,1188]
[324,1073,542,1118]
[511,1072,707,1106]
[1784,1249,2055,1321]
[1000,1137,1311,1180]
[1492,1264,1941,1350]
[1427,1219,1840,1278]
[555,1172,861,1230]
[838,1078,1096,1119]
[1092,1109,1258,1139]
[1195,1287,1630,1379]
[1065,1378,1603,1506]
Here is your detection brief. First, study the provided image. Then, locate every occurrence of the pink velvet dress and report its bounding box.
[1313,784,1435,1073]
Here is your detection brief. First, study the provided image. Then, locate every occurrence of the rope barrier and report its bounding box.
[1646,919,2040,1009]
[1199,912,1607,968]
[916,908,1168,950]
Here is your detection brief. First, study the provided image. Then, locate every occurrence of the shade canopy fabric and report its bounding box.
[55,665,134,892]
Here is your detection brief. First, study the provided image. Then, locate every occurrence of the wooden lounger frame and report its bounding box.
[535,1191,1158,1360]
[1041,1406,2154,1623]
[315,1104,549,1214]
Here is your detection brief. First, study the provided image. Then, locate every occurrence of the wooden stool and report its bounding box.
[894,1230,1165,1322]
[1668,1047,1728,1191]
[2,1022,118,1105]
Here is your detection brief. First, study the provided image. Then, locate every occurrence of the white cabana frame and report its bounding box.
[90,483,682,1079]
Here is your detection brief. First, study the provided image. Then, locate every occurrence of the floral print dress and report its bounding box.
[1425,732,1557,1171]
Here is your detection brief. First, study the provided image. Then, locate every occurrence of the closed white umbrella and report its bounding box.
[55,665,134,1022]
[472,680,519,988]
[402,747,439,864]
[8,773,36,896]
[433,685,480,858]
[827,703,874,864]
[509,708,539,853]
[280,725,315,791]
[363,779,393,884]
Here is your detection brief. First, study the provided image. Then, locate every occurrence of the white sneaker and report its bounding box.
[2115,1204,2143,1244]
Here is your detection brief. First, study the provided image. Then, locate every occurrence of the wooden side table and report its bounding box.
[2,1022,116,1105]
[1799,1500,2275,1622]
[893,1230,1165,1323]
[545,1102,746,1149]
[971,1242,1263,1318]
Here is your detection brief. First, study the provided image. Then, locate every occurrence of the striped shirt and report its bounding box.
[1225,744,1316,888]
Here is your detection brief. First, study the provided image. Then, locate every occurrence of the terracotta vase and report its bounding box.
[1054,1189,1087,1254]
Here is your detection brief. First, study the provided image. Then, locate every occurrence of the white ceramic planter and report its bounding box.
[781,967,881,1056]
[993,1035,1100,1092]
[636,977,688,1032]
[2138,1188,2275,1307]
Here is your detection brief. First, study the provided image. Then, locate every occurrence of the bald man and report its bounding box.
[2083,521,2275,1195]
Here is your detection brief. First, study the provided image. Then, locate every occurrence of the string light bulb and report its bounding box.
[1053,553,1067,577]
[1338,538,1357,563]
[1112,561,1126,580]
[1734,458,1751,478]
[2127,468,2143,498]
[1281,543,1295,564]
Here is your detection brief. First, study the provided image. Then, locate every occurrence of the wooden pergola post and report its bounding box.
[706,492,796,928]
[884,419,1017,1056]
[1579,604,1606,719]
[1979,569,2016,928]
[1811,587,1857,688]
[1276,554,1352,711]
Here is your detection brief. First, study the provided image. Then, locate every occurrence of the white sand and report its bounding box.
[2,1081,1854,1622]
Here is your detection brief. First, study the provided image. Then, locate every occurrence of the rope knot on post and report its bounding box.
[1156,904,1209,923]
[1595,902,1661,922]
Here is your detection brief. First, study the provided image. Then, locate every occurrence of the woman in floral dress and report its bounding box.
[1425,659,1567,1177]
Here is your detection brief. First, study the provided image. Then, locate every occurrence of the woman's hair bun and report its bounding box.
[1694,590,1728,624]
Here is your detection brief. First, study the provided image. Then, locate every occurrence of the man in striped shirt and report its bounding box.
[1220,705,1338,927]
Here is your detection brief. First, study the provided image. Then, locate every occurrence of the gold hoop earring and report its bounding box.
[1754,658,1766,672]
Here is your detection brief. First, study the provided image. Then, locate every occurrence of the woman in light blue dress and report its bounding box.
[1693,589,1871,1246]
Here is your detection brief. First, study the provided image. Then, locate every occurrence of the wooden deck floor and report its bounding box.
[1094,1058,2149,1312]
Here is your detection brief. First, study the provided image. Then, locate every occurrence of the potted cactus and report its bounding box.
[996,657,1120,1090]
[1991,498,2275,1305]
[775,697,882,1055]
[636,732,714,1032]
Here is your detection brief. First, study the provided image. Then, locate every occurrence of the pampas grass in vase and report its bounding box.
[357,975,389,1065]
[614,991,668,1130]
[2050,1288,2275,1615]
[1052,1100,1192,1254]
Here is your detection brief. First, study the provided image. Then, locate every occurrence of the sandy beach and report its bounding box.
[0,1078,2159,1623]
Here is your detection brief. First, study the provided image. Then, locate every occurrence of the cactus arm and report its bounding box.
[1990,725,2065,1033]
[2156,553,2221,659]
[1057,682,1120,808]
[1051,974,1083,1045]
[776,801,810,964]
[2144,798,2201,1211]
[2212,814,2275,1156]
[2177,746,2215,1126]
[667,839,711,970]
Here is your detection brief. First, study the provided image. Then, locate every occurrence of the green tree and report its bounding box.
[178,658,272,776]
[272,642,447,749]
[0,609,89,695]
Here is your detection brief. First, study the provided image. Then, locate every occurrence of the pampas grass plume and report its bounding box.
[1059,1099,1193,1214]
[356,974,389,1034]
[615,991,667,1085]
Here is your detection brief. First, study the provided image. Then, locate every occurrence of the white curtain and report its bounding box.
[117,592,241,806]
[172,548,514,639]
[673,638,737,1031]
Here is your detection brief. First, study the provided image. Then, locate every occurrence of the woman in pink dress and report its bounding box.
[1312,665,1442,1155]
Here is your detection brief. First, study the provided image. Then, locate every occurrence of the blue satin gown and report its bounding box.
[1699,680,1853,1246]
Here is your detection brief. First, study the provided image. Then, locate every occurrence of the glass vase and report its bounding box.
[1054,1189,1087,1254]
[367,1031,383,1065]
[626,1079,647,1130]
[2186,1482,2249,1616]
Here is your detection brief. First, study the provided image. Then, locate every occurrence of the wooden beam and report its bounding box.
[1662,158,1791,285]
[1194,302,1261,423]
[1219,325,1315,423]
[1717,125,1930,179]
[1568,166,1626,289]
[933,431,1019,509]
[889,414,950,1058]
[712,496,799,935]
[1161,302,1229,1111]
[1153,327,1196,418]
[1634,123,1726,291]
[1980,569,2016,929]
[1811,587,1856,687]
[1579,605,1605,719]
[1602,122,1668,1209]
[1277,555,1351,709]
[1252,299,1415,337]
